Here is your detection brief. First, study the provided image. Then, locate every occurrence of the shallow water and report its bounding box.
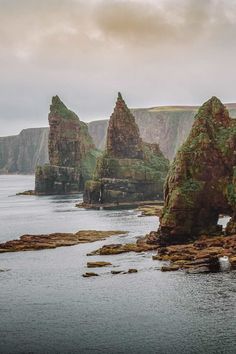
[0,175,235,354]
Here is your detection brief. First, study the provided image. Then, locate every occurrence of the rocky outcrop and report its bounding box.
[0,128,49,174]
[157,97,236,245]
[35,96,100,195]
[89,232,236,273]
[83,93,169,205]
[0,230,125,253]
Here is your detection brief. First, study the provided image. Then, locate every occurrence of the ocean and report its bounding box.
[0,175,235,354]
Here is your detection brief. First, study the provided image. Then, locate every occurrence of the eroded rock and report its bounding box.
[83,93,169,206]
[35,96,100,195]
[0,230,126,253]
[157,97,236,245]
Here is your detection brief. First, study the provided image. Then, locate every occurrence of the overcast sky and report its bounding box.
[1,0,236,135]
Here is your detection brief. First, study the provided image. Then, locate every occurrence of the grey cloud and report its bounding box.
[0,0,236,136]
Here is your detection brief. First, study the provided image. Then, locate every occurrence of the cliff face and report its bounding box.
[84,93,169,205]
[1,103,236,174]
[0,128,49,174]
[88,103,236,160]
[88,120,108,150]
[157,97,236,245]
[35,96,100,195]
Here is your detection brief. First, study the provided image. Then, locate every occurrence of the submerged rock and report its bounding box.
[82,272,99,278]
[157,97,236,245]
[87,261,112,268]
[127,268,138,273]
[35,96,100,195]
[111,270,123,275]
[83,93,169,206]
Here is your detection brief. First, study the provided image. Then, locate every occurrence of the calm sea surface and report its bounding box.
[0,175,235,354]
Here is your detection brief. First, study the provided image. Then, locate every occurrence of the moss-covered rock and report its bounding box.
[84,93,169,205]
[35,96,100,195]
[157,96,236,245]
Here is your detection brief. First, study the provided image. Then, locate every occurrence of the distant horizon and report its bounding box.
[1,97,236,137]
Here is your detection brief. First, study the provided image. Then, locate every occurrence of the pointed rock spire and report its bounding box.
[106,93,143,158]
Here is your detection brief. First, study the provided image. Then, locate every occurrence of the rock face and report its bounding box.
[88,103,236,160]
[157,97,236,245]
[106,92,143,159]
[84,93,169,205]
[0,128,49,174]
[35,96,100,194]
[2,103,236,175]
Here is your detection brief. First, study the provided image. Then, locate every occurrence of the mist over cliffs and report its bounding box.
[1,104,236,174]
[0,128,49,174]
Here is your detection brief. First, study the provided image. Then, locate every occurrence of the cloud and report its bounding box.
[0,0,236,135]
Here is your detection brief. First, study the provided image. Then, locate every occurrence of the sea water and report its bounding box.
[0,175,235,354]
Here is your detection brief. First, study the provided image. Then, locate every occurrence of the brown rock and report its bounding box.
[87,261,112,268]
[161,265,180,272]
[128,268,138,273]
[229,256,236,269]
[82,272,99,278]
[83,93,169,205]
[0,230,126,253]
[157,96,236,245]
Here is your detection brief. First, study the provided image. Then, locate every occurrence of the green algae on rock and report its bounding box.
[157,96,236,245]
[83,93,169,205]
[35,96,100,195]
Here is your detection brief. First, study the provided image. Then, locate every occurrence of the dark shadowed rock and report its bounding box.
[82,272,99,277]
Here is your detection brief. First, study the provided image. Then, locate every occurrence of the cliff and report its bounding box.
[0,128,49,174]
[84,93,169,205]
[88,103,236,160]
[157,97,236,245]
[35,96,100,195]
[1,103,236,174]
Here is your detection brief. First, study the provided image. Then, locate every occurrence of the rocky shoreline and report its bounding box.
[88,233,236,274]
[1,227,235,275]
[76,200,163,210]
[0,230,126,253]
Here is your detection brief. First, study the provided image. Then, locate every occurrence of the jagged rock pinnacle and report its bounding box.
[157,96,236,245]
[106,94,143,158]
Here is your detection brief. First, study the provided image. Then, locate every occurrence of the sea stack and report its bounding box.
[157,96,236,245]
[35,96,100,194]
[83,93,169,205]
